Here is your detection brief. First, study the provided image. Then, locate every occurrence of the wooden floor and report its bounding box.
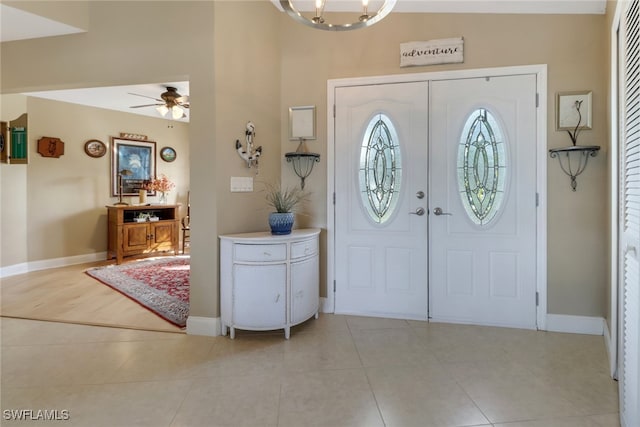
[0,259,184,333]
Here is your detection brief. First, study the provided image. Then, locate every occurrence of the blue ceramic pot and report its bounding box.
[269,212,294,235]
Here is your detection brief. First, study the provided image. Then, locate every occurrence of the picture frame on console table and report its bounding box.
[111,137,156,197]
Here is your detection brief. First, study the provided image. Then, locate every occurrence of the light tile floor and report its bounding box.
[0,315,620,427]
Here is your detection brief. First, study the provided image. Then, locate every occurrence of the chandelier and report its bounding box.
[279,0,397,31]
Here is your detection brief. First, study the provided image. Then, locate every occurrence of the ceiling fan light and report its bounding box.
[156,105,169,116]
[171,106,184,120]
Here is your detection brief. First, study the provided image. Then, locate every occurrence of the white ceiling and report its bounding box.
[5,0,605,122]
[24,82,191,123]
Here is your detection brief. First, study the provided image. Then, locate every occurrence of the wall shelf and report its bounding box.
[549,145,600,191]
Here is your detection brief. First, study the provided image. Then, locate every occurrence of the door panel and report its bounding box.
[334,82,429,319]
[429,75,538,329]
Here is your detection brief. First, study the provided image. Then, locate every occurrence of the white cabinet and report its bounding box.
[220,228,320,339]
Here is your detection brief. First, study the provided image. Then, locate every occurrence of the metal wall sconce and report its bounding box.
[235,121,262,170]
[286,106,320,189]
[549,91,600,191]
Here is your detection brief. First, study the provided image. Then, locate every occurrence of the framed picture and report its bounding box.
[556,91,592,131]
[111,137,156,197]
[84,139,107,158]
[160,146,177,162]
[289,105,316,140]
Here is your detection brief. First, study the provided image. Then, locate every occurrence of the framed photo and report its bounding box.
[556,91,592,131]
[289,105,316,140]
[111,137,156,197]
[160,146,177,162]
[84,139,107,158]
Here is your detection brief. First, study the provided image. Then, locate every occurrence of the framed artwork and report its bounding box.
[160,146,177,162]
[111,137,156,197]
[556,91,592,131]
[289,105,316,140]
[84,139,107,158]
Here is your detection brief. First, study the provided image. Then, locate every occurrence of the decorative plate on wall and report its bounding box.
[84,139,106,158]
[160,146,176,162]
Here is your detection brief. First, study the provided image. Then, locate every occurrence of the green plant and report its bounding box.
[264,182,306,213]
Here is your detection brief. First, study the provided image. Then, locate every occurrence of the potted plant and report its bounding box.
[264,182,306,235]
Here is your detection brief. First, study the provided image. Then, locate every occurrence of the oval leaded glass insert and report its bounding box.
[359,113,402,224]
[457,108,507,226]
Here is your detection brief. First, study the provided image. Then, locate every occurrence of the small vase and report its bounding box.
[269,212,294,235]
[159,192,168,204]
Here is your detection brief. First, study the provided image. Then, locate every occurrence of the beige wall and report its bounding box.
[279,12,609,316]
[24,97,189,261]
[4,0,89,31]
[1,1,612,323]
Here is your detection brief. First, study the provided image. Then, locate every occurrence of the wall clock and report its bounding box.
[160,146,176,162]
[84,139,106,158]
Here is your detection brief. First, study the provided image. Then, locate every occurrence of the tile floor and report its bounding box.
[0,315,620,427]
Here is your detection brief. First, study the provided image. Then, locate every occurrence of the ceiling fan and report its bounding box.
[129,86,189,120]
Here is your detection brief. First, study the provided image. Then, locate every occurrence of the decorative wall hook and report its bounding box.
[235,121,262,170]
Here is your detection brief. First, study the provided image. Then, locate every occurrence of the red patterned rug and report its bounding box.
[86,256,189,327]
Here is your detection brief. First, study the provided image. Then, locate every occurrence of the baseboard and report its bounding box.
[0,262,29,278]
[545,314,605,335]
[320,296,333,313]
[0,252,107,279]
[186,316,220,336]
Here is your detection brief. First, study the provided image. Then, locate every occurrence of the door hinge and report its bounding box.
[536,291,539,306]
[333,192,336,205]
[333,104,336,118]
[536,192,539,207]
[536,93,539,108]
[333,280,336,292]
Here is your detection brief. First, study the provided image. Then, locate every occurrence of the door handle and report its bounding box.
[433,207,452,216]
[409,207,425,216]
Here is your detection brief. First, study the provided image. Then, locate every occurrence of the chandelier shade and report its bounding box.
[279,0,397,31]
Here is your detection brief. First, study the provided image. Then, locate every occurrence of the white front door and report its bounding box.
[429,74,538,329]
[334,82,429,319]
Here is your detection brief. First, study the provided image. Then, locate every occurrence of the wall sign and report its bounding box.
[37,136,65,158]
[400,37,464,68]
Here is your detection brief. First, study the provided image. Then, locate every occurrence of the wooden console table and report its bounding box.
[106,204,180,264]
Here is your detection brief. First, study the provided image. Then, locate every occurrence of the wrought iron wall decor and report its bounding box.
[285,106,320,189]
[550,91,600,191]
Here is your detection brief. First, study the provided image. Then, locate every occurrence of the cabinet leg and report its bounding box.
[221,324,227,336]
[230,327,235,339]
[284,326,290,339]
[315,311,319,320]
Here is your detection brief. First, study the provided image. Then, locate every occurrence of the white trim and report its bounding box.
[0,263,29,278]
[545,314,605,335]
[605,319,617,379]
[0,252,108,278]
[186,315,220,337]
[609,0,623,381]
[327,64,548,331]
[319,296,332,313]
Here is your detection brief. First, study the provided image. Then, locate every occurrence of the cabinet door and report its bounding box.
[291,256,319,324]
[150,222,175,251]
[123,223,149,252]
[233,264,286,329]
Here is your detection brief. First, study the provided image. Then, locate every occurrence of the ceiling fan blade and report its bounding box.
[130,103,163,108]
[128,92,163,102]
[176,95,189,103]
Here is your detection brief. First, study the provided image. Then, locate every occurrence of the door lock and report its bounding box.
[416,191,425,199]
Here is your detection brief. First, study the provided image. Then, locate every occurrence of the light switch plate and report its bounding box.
[230,176,253,192]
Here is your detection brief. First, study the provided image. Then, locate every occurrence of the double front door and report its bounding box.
[333,73,538,328]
